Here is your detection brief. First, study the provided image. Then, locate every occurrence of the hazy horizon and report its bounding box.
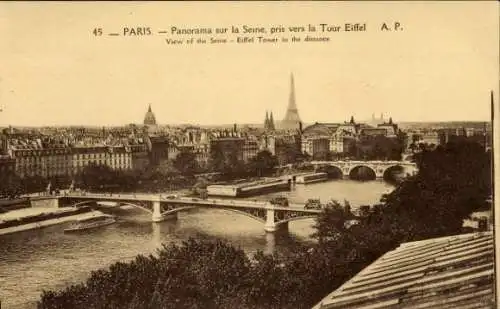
[0,2,498,126]
[0,119,492,130]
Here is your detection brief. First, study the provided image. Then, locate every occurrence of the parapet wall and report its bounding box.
[30,197,60,208]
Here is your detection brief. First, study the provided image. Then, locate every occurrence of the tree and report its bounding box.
[0,169,22,198]
[48,174,71,191]
[208,143,246,179]
[245,251,286,308]
[152,160,180,178]
[22,174,47,193]
[247,150,278,177]
[173,150,198,177]
[192,177,209,197]
[372,139,491,241]
[311,200,353,245]
[353,135,404,161]
[312,150,330,161]
[276,143,303,165]
[227,150,246,177]
[77,163,117,191]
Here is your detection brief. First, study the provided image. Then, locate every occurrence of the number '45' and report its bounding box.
[93,28,103,36]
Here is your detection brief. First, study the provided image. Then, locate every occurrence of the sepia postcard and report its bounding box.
[0,2,498,309]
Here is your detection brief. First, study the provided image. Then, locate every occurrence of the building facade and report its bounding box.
[6,134,150,179]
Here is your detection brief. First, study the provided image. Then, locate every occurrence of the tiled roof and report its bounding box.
[302,123,341,136]
[313,232,494,309]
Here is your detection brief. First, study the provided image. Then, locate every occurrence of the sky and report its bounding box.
[0,2,498,126]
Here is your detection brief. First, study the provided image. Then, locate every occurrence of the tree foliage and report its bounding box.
[208,144,245,178]
[173,150,198,176]
[0,169,23,198]
[352,135,404,161]
[247,150,278,177]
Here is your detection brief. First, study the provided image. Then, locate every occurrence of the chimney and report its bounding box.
[234,123,237,132]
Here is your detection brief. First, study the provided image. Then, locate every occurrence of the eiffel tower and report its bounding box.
[281,73,302,130]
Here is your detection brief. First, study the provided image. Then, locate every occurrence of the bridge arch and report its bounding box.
[316,164,343,179]
[160,205,266,224]
[69,200,153,214]
[348,165,377,180]
[382,165,405,182]
[160,206,197,216]
[275,215,318,227]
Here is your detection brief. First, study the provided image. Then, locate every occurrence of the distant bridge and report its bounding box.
[56,193,321,232]
[309,160,418,179]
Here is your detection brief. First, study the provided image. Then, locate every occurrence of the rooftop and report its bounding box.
[313,232,494,309]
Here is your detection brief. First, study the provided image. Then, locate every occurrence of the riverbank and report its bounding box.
[0,207,100,236]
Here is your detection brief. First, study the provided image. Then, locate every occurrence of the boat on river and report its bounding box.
[64,213,116,233]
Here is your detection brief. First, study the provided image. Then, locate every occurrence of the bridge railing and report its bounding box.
[310,160,415,165]
[61,192,311,210]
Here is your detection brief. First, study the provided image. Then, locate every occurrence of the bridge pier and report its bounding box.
[152,200,178,222]
[265,208,277,232]
[152,200,162,222]
[30,197,60,209]
[264,208,289,233]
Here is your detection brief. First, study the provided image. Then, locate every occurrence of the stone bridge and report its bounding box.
[310,160,418,179]
[56,193,321,233]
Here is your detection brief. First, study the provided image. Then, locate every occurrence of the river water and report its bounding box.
[0,180,393,309]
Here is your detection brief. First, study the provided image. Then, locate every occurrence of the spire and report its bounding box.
[269,111,275,130]
[282,73,302,130]
[148,104,152,113]
[288,73,297,111]
[350,116,355,124]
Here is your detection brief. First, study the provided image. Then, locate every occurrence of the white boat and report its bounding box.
[295,172,328,184]
[64,214,116,233]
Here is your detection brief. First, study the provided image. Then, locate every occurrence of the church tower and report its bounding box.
[281,73,302,130]
[269,111,275,131]
[264,110,276,131]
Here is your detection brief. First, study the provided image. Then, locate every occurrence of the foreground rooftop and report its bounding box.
[313,232,494,309]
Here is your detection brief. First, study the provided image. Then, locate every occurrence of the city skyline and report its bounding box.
[0,2,498,126]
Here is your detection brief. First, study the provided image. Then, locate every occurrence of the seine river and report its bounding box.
[0,180,393,309]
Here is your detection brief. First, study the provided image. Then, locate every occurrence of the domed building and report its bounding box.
[143,104,158,134]
[144,104,157,126]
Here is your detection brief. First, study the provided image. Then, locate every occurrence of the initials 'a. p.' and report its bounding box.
[123,27,152,36]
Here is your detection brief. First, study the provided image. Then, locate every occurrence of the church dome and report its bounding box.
[143,104,157,126]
